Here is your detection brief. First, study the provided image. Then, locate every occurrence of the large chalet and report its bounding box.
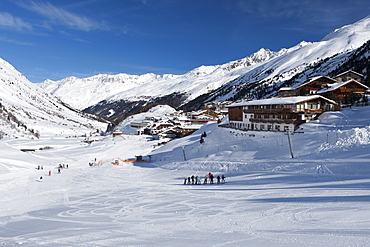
[280,70,369,105]
[227,95,339,132]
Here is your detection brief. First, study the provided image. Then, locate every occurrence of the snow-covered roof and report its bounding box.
[334,70,364,79]
[227,95,338,107]
[317,79,369,94]
[295,76,337,89]
[177,116,190,121]
[279,87,295,91]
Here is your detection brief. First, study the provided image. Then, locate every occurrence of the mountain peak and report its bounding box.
[322,15,370,43]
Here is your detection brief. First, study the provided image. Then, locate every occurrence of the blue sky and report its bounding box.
[0,0,369,83]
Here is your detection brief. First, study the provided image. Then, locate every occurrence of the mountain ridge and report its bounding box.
[29,15,370,122]
[0,57,108,138]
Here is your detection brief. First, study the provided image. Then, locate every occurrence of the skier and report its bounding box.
[221,174,226,183]
[203,174,208,184]
[200,137,205,144]
[58,168,61,174]
[209,173,214,184]
[217,175,221,184]
[191,175,195,185]
[48,170,52,176]
[184,177,187,185]
[187,177,191,184]
[195,176,199,185]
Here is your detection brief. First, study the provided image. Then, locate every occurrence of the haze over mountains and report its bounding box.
[38,15,370,121]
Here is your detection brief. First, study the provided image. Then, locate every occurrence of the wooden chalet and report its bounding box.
[279,71,368,105]
[296,76,338,96]
[190,109,219,120]
[316,79,369,104]
[334,70,364,82]
[280,76,338,97]
[227,95,339,132]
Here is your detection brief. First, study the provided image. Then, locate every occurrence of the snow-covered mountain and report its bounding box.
[0,57,108,138]
[38,47,283,111]
[39,15,370,120]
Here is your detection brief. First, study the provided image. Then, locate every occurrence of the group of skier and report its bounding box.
[184,173,226,185]
[37,163,69,181]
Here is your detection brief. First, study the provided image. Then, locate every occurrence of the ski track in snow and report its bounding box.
[1,107,370,246]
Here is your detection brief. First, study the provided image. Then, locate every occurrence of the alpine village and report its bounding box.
[117,70,369,141]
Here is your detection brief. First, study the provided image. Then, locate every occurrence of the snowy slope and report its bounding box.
[39,16,370,111]
[0,105,370,246]
[0,57,108,138]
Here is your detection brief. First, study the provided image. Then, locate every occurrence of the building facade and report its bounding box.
[227,95,339,132]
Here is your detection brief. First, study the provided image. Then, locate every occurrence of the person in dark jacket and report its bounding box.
[209,173,214,184]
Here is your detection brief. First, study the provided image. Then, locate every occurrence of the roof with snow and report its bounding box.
[317,79,369,94]
[295,76,338,89]
[227,95,338,107]
[279,87,295,91]
[334,70,364,79]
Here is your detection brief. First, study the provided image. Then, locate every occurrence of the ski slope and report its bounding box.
[1,106,370,246]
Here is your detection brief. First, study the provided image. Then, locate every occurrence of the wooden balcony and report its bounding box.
[249,118,296,124]
[245,108,323,114]
[244,108,294,113]
[338,88,365,93]
[295,109,323,114]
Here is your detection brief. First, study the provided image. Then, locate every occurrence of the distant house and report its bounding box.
[227,95,339,132]
[130,120,151,128]
[190,109,219,119]
[112,130,123,137]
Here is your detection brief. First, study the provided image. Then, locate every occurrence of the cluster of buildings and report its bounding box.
[121,70,368,138]
[227,70,369,132]
[117,108,226,139]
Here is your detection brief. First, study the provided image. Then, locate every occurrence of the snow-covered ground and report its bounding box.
[1,106,370,246]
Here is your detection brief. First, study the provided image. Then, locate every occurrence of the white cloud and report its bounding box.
[0,36,34,46]
[0,12,33,31]
[26,1,109,31]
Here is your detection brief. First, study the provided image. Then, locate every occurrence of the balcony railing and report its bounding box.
[244,108,293,113]
[249,118,296,124]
